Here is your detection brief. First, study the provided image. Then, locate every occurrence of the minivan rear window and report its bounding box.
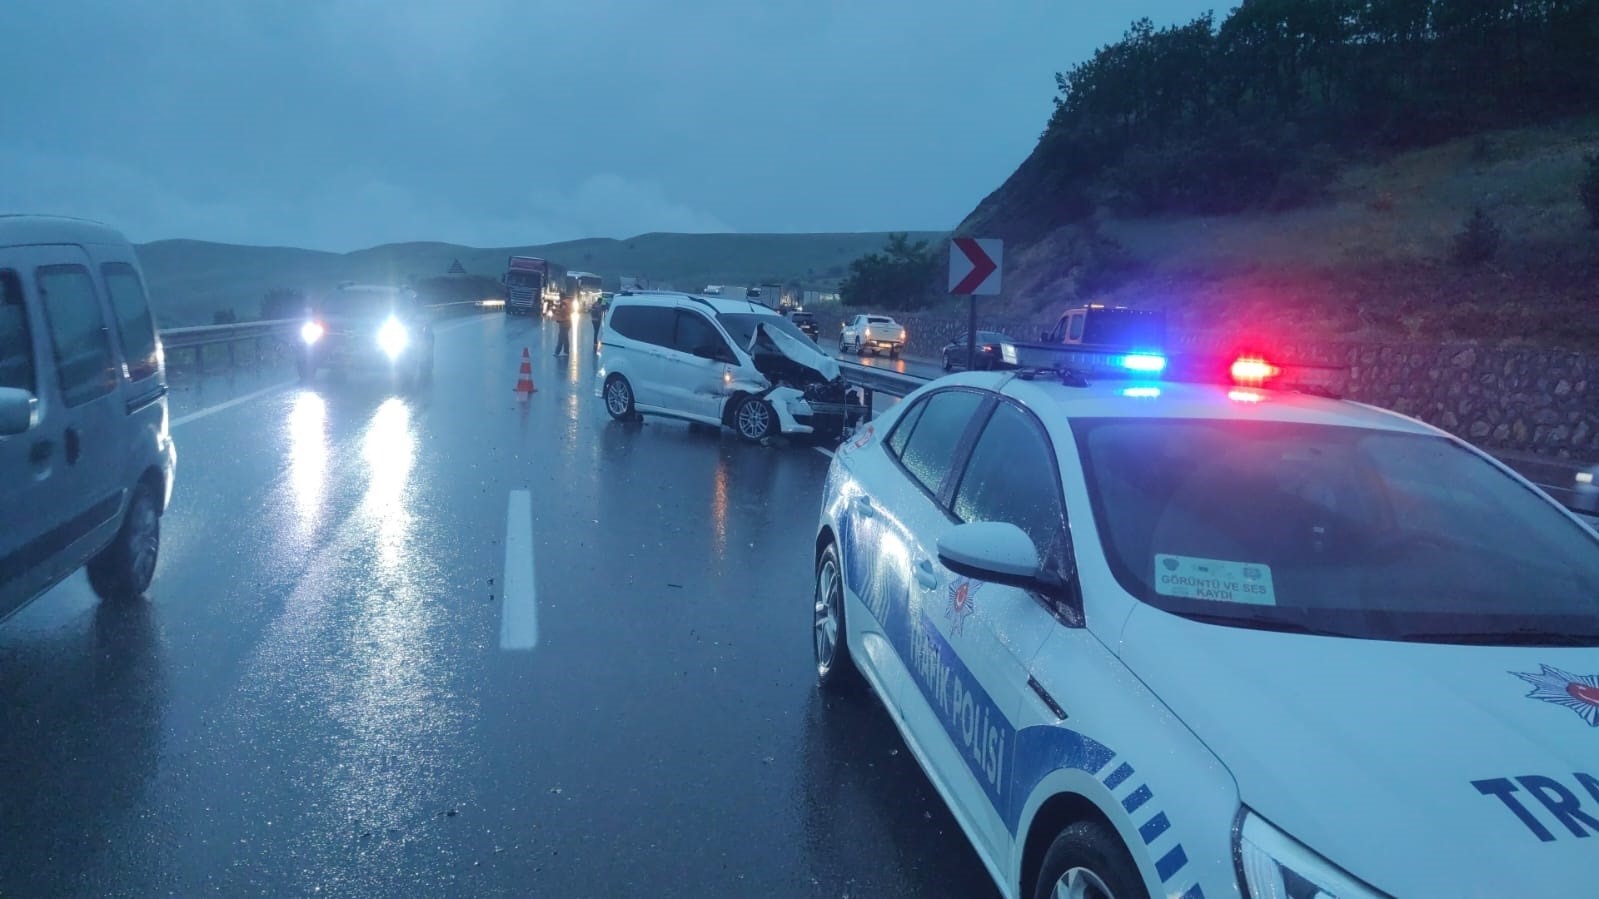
[102,263,159,381]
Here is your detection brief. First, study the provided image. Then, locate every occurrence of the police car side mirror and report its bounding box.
[937,522,1042,591]
[0,387,37,436]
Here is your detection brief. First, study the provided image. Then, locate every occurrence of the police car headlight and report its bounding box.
[1001,343,1017,365]
[1237,811,1382,899]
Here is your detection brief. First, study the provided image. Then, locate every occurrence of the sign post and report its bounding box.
[948,238,1002,370]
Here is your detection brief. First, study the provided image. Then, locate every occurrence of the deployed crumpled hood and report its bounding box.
[1120,604,1599,898]
[752,322,840,382]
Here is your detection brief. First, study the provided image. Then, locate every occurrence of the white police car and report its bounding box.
[813,350,1599,899]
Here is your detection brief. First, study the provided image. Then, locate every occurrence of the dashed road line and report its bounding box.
[170,381,293,428]
[499,489,539,650]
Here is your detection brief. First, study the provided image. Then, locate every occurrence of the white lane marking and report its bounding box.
[499,489,539,650]
[434,315,494,335]
[813,447,834,460]
[170,381,292,428]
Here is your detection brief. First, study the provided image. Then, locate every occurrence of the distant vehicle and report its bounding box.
[995,304,1166,370]
[296,283,434,390]
[703,285,725,296]
[0,215,176,616]
[503,256,562,317]
[596,292,863,443]
[789,310,819,340]
[840,314,906,358]
[940,330,1011,371]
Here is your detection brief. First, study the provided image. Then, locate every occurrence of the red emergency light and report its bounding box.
[1230,356,1281,386]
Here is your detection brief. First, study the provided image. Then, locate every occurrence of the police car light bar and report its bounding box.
[1224,354,1345,397]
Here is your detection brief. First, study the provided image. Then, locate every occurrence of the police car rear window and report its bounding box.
[1073,418,1599,644]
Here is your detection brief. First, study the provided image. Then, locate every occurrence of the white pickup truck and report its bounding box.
[839,314,906,358]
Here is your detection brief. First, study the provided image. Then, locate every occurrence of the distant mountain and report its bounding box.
[137,231,946,326]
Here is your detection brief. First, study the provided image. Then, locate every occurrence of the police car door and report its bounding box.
[873,387,1040,864]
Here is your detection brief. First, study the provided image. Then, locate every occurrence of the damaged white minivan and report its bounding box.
[596,292,864,443]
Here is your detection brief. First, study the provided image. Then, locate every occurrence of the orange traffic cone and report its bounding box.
[513,347,537,396]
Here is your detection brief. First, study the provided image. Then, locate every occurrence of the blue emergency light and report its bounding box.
[1118,353,1167,373]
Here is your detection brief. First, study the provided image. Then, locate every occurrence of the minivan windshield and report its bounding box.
[1073,418,1599,645]
[314,288,411,319]
[718,311,813,352]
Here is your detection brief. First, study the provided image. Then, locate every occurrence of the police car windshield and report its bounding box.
[718,312,811,350]
[1074,418,1599,644]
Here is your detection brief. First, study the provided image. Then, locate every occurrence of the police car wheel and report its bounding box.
[1033,821,1147,899]
[734,397,775,442]
[604,374,636,420]
[814,542,858,691]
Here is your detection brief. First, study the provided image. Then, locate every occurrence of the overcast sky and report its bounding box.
[0,1,1216,251]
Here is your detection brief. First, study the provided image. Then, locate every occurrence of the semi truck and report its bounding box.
[502,256,566,316]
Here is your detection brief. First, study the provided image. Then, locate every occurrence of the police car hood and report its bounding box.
[1121,605,1599,898]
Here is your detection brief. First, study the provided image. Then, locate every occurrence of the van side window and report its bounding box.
[0,270,34,392]
[610,305,676,348]
[101,263,159,381]
[36,264,117,406]
[674,309,728,358]
[1067,313,1085,342]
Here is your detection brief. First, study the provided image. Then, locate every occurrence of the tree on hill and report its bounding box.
[1024,1,1599,228]
[839,233,939,310]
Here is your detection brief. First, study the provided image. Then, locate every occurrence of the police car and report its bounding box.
[812,348,1599,899]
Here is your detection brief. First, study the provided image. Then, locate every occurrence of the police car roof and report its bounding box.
[939,372,1438,435]
[0,215,131,248]
[616,291,778,315]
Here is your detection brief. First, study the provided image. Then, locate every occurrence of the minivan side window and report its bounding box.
[674,309,729,358]
[896,389,985,497]
[1067,313,1085,342]
[610,305,676,348]
[0,270,34,392]
[101,263,159,381]
[37,264,117,406]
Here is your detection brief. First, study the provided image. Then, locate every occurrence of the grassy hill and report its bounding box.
[952,116,1599,345]
[139,231,945,326]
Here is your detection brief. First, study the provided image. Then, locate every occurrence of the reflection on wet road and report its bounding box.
[0,313,997,898]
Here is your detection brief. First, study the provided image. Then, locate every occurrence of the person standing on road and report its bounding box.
[589,297,609,354]
[553,299,572,357]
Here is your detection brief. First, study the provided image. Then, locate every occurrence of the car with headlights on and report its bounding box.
[813,346,1599,899]
[840,314,906,358]
[296,284,434,389]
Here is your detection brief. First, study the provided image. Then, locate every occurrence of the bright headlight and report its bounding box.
[377,317,409,358]
[300,321,324,345]
[1237,811,1382,899]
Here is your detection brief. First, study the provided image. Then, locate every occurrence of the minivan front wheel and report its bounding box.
[604,374,636,420]
[87,483,160,600]
[734,396,775,442]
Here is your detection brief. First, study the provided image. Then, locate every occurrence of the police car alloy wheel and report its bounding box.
[1032,821,1148,899]
[604,374,635,420]
[813,542,857,690]
[734,397,774,442]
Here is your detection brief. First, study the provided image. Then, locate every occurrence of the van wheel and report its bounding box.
[814,542,859,692]
[734,396,775,442]
[1032,821,1148,899]
[87,484,160,601]
[604,374,636,420]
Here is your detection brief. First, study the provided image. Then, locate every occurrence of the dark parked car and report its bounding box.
[297,283,434,390]
[789,310,819,340]
[941,330,1010,371]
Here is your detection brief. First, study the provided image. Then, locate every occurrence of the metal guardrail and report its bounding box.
[157,300,503,371]
[836,359,931,410]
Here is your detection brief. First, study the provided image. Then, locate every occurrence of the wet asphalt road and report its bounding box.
[0,313,998,898]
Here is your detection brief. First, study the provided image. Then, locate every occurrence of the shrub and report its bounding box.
[1580,153,1599,230]
[1451,207,1501,266]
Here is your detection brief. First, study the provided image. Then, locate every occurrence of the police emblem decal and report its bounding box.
[946,578,982,636]
[1512,664,1599,727]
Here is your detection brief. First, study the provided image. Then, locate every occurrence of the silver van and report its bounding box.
[0,216,176,619]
